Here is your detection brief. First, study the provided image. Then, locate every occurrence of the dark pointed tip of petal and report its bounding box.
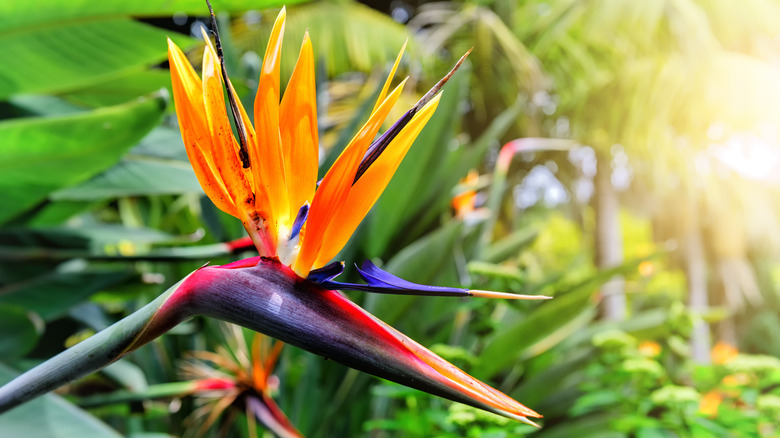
[307,261,345,284]
[414,48,472,111]
[290,203,310,239]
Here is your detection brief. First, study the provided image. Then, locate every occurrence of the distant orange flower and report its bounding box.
[699,391,722,417]
[638,340,661,357]
[181,327,300,438]
[712,341,738,365]
[722,373,750,387]
[638,261,654,277]
[452,170,479,218]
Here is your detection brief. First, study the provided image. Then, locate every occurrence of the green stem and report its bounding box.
[0,277,189,414]
[0,257,539,423]
[0,242,234,262]
[75,381,199,408]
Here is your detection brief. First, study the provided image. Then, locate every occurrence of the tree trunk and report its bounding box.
[594,151,626,321]
[682,226,711,364]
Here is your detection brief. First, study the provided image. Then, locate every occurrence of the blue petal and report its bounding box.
[320,260,470,297]
[307,261,344,284]
[354,109,415,183]
[290,203,309,240]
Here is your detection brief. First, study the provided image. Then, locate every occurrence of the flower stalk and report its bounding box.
[0,258,541,425]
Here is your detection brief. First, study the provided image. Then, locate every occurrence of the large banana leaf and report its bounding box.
[0,262,135,321]
[0,0,294,32]
[0,20,190,99]
[51,127,199,200]
[231,0,413,80]
[52,154,201,200]
[0,94,166,224]
[0,0,301,100]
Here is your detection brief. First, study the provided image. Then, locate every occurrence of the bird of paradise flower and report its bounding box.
[0,2,547,428]
[180,326,300,438]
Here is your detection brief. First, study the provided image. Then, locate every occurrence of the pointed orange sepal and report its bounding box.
[167,38,238,218]
[280,33,319,221]
[371,40,406,114]
[253,7,289,246]
[201,44,255,217]
[313,95,440,268]
[294,80,408,276]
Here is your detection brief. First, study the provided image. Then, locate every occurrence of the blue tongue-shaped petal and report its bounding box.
[320,260,470,297]
[290,203,309,240]
[306,261,345,284]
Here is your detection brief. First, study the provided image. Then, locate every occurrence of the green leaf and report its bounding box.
[0,20,192,99]
[410,93,527,242]
[0,262,135,321]
[475,262,639,378]
[513,348,594,409]
[24,200,98,227]
[385,221,464,285]
[130,126,189,160]
[483,228,538,263]
[0,0,300,101]
[0,94,167,224]
[0,364,122,438]
[52,155,201,200]
[64,70,174,108]
[534,413,622,438]
[0,224,177,249]
[102,360,148,392]
[7,95,84,117]
[0,0,295,32]
[475,286,594,379]
[0,306,41,359]
[234,1,412,80]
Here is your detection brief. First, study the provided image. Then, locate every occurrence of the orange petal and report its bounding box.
[199,28,260,203]
[202,45,255,216]
[294,80,408,276]
[168,38,204,115]
[168,39,238,217]
[253,8,289,244]
[264,340,284,377]
[280,33,318,220]
[292,135,365,277]
[313,95,440,267]
[251,334,267,390]
[371,41,406,115]
[197,31,276,254]
[226,78,259,200]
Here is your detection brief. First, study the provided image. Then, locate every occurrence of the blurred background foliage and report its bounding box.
[1,0,780,436]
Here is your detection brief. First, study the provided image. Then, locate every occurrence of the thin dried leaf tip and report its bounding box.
[205,0,251,168]
[352,49,471,183]
[415,48,472,111]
